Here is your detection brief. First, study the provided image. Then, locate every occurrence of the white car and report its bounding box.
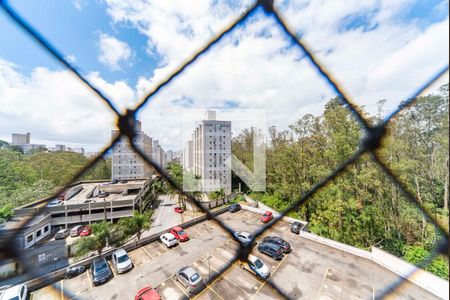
[112,248,133,274]
[234,231,254,245]
[239,254,270,279]
[0,284,28,300]
[160,233,178,248]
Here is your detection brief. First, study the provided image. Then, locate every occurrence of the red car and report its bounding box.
[174,207,184,213]
[79,226,92,237]
[170,226,189,242]
[134,286,161,300]
[260,211,274,223]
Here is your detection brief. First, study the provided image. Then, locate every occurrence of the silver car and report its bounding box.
[55,228,70,240]
[175,266,204,294]
[234,231,254,245]
[112,248,133,274]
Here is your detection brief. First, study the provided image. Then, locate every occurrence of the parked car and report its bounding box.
[238,254,270,279]
[262,236,291,253]
[0,283,27,300]
[79,226,92,237]
[170,226,189,242]
[228,203,241,213]
[47,199,63,207]
[98,191,110,198]
[55,228,70,240]
[134,286,161,300]
[119,179,128,184]
[160,233,178,248]
[290,221,302,234]
[175,266,204,294]
[58,193,66,200]
[111,179,119,184]
[234,231,254,246]
[112,248,133,274]
[260,211,274,223]
[65,265,86,279]
[90,257,112,286]
[174,207,184,213]
[70,225,83,237]
[257,242,284,260]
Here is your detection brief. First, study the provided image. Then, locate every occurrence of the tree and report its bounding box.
[118,211,152,240]
[76,221,123,256]
[0,204,14,223]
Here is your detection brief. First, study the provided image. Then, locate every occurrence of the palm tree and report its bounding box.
[75,221,125,257]
[117,211,151,240]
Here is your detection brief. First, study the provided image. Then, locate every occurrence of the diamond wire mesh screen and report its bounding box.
[0,0,448,299]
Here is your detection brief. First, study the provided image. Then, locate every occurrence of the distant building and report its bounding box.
[188,110,231,194]
[183,140,194,172]
[67,147,85,155]
[152,140,166,170]
[54,144,66,151]
[11,133,30,145]
[11,132,46,154]
[166,150,174,163]
[111,120,153,180]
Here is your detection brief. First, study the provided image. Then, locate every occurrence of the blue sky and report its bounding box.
[0,0,448,151]
[0,0,157,85]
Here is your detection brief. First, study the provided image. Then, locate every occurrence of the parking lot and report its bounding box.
[30,210,439,300]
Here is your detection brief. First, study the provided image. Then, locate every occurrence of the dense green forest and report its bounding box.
[232,84,449,278]
[0,149,111,208]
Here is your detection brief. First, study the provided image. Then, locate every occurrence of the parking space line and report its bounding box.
[254,254,288,297]
[200,257,253,298]
[230,262,264,284]
[157,241,169,251]
[192,270,226,300]
[315,267,330,300]
[207,286,225,300]
[108,261,117,278]
[170,276,190,298]
[86,269,93,289]
[141,245,153,258]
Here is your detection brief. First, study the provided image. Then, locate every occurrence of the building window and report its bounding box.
[36,230,42,237]
[44,225,49,233]
[26,235,33,243]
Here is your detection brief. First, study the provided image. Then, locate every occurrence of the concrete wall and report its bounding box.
[372,247,449,299]
[239,204,448,299]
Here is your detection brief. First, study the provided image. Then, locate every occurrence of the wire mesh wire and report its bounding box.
[0,0,448,299]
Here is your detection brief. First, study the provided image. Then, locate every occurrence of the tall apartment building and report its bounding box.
[11,132,45,154]
[111,120,153,180]
[11,133,30,145]
[188,110,231,194]
[152,140,166,170]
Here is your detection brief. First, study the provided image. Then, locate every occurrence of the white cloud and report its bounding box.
[0,1,448,152]
[102,0,448,150]
[0,59,134,151]
[98,33,132,70]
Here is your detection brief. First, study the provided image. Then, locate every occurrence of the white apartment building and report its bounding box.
[166,150,174,163]
[11,133,30,145]
[189,110,232,194]
[152,140,166,170]
[183,140,194,172]
[111,120,153,180]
